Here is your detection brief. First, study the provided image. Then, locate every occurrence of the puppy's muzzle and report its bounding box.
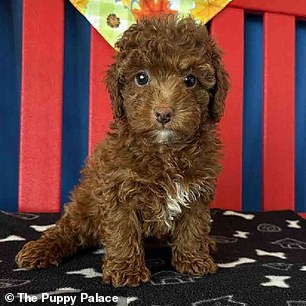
[154,107,174,125]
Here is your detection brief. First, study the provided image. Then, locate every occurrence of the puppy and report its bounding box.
[16,15,229,287]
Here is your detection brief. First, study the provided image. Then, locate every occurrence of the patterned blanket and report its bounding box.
[0,209,305,306]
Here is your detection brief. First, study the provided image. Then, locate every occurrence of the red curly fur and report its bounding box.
[16,15,229,287]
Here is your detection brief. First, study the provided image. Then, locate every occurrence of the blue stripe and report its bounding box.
[0,0,22,212]
[61,0,90,207]
[295,21,306,213]
[242,15,263,211]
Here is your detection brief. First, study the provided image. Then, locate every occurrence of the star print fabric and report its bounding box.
[0,209,305,305]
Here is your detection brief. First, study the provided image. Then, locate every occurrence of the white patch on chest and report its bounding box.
[164,182,200,229]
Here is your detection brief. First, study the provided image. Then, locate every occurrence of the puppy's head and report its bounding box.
[106,15,229,144]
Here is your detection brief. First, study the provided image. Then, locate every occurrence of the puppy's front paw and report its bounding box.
[16,240,62,269]
[172,253,217,276]
[103,262,151,287]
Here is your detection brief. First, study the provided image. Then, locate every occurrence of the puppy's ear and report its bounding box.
[208,40,229,123]
[105,62,124,119]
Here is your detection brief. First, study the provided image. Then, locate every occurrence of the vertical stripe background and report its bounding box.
[0,1,305,214]
[88,30,114,153]
[242,15,263,211]
[61,0,90,206]
[19,0,64,212]
[262,13,295,211]
[295,21,306,214]
[0,0,22,212]
[211,7,244,211]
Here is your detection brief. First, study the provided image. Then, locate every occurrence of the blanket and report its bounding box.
[0,209,305,306]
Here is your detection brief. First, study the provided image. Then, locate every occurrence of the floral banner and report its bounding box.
[70,0,232,48]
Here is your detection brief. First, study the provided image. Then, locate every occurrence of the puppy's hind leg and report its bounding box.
[16,202,98,269]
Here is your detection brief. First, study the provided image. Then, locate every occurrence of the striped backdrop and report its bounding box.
[0,0,306,215]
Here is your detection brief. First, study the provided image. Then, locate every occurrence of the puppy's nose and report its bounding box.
[154,107,174,125]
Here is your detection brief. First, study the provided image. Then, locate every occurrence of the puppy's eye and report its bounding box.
[183,74,197,88]
[135,71,149,86]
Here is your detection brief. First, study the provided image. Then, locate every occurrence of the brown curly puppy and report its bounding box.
[16,15,229,287]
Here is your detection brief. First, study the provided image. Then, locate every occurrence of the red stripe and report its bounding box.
[19,0,64,212]
[210,8,244,210]
[263,13,295,211]
[230,0,306,17]
[299,213,306,219]
[88,28,114,153]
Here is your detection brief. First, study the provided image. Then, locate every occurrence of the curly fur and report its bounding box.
[16,15,229,287]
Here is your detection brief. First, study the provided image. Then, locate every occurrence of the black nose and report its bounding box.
[155,107,174,125]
